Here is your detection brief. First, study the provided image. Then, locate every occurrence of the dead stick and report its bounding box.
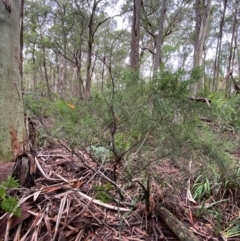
[156,204,199,241]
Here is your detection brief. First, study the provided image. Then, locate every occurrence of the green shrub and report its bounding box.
[94,183,113,203]
[24,69,237,188]
[0,177,20,217]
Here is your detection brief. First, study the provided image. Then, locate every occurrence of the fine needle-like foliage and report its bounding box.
[24,68,237,188]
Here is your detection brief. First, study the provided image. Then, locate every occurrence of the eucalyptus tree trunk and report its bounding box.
[237,29,240,79]
[51,0,71,98]
[75,49,85,99]
[42,46,52,100]
[191,0,212,95]
[85,3,95,99]
[130,0,141,76]
[0,0,25,161]
[213,0,227,92]
[85,0,104,99]
[225,0,239,95]
[153,0,167,72]
[58,2,67,98]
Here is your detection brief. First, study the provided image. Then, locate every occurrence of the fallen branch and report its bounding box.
[34,157,61,181]
[220,70,240,93]
[220,70,232,89]
[189,97,211,107]
[156,204,199,241]
[55,190,130,212]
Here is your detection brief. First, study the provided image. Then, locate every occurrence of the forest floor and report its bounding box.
[1,139,240,241]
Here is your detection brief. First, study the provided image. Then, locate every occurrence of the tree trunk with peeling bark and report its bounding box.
[0,0,25,161]
[191,0,212,95]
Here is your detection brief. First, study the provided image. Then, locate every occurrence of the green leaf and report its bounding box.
[0,196,21,217]
[0,186,6,198]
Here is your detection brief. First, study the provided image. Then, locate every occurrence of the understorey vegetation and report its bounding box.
[22,68,240,240]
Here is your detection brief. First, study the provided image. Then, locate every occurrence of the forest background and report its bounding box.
[7,0,240,239]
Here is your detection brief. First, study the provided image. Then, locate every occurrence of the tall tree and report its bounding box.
[24,0,52,94]
[130,0,141,74]
[140,0,191,75]
[53,0,68,98]
[153,0,167,72]
[191,0,212,95]
[0,0,26,161]
[225,0,239,94]
[212,0,227,91]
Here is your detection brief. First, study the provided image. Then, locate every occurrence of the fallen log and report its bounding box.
[156,204,199,241]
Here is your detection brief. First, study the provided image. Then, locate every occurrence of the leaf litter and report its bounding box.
[0,144,240,241]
